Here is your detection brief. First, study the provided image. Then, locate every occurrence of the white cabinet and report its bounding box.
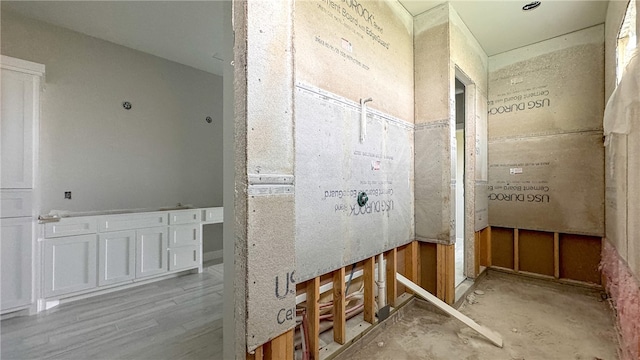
[1,218,33,310]
[98,231,135,286]
[202,207,223,223]
[169,210,200,225]
[136,227,168,278]
[43,234,97,298]
[169,246,200,271]
[1,66,37,189]
[1,56,43,314]
[169,224,200,247]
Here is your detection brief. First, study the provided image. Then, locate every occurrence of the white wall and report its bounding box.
[1,10,223,213]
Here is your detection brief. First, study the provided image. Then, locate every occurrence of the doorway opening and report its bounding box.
[455,77,466,288]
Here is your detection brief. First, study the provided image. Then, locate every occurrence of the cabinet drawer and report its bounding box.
[168,245,200,271]
[1,190,32,218]
[202,207,223,223]
[169,210,200,225]
[45,217,97,238]
[99,212,167,232]
[169,224,200,247]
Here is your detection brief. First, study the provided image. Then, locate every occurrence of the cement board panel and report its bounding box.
[294,0,414,122]
[488,41,604,140]
[294,83,414,282]
[415,122,450,242]
[488,132,604,236]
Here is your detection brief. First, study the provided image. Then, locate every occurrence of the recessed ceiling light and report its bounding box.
[522,1,541,11]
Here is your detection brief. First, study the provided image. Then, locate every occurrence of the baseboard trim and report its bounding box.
[204,250,223,262]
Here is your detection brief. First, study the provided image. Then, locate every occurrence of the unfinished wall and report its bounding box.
[293,0,414,282]
[414,4,451,243]
[234,0,297,353]
[414,4,489,279]
[602,1,640,359]
[449,6,489,278]
[487,25,605,236]
[1,10,223,213]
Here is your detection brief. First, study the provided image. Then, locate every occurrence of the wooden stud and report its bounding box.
[554,232,560,279]
[332,267,346,345]
[436,244,455,304]
[264,330,294,360]
[514,228,520,272]
[385,248,398,307]
[404,241,418,294]
[306,277,320,360]
[247,346,264,360]
[487,226,492,267]
[363,256,376,324]
[474,231,481,277]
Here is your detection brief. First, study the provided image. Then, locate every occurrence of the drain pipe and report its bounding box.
[376,253,385,310]
[360,97,372,143]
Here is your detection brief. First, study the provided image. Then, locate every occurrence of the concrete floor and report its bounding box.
[343,271,619,360]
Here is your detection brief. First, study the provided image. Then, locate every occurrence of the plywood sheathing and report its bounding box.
[519,230,554,277]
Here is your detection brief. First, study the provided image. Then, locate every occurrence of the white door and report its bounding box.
[1,68,36,189]
[1,218,33,310]
[136,227,168,278]
[98,231,135,286]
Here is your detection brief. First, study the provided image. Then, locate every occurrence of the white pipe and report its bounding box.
[360,98,372,143]
[376,253,386,309]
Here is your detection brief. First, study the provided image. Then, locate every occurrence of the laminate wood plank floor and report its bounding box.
[1,264,225,360]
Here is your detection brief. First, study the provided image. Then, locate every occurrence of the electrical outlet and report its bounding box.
[64,191,72,199]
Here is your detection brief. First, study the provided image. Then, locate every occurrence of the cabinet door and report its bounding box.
[136,227,168,278]
[98,231,135,286]
[169,245,200,271]
[1,69,36,189]
[169,224,200,247]
[1,218,32,311]
[43,234,97,298]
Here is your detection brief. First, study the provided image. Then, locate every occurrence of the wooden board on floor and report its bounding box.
[396,273,503,348]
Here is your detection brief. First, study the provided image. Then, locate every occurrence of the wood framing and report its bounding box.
[363,256,376,324]
[487,226,492,266]
[514,228,520,272]
[554,233,560,279]
[404,241,418,294]
[247,345,264,360]
[436,244,455,304]
[332,267,346,344]
[264,330,294,360]
[385,248,398,307]
[307,277,320,360]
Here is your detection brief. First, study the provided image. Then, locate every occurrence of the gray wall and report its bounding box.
[1,10,223,213]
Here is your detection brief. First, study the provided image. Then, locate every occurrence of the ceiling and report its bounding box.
[3,1,610,75]
[399,0,609,56]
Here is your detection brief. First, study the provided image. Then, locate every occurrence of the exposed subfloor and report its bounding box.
[1,263,224,360]
[343,271,619,360]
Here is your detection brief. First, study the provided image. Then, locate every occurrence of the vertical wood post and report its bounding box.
[307,277,320,360]
[363,257,376,324]
[332,267,346,344]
